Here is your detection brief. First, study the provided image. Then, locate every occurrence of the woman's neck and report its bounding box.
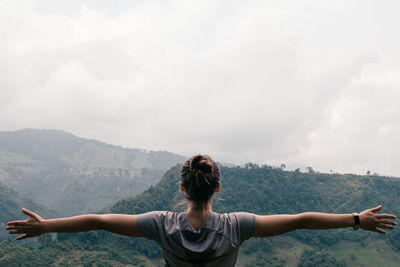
[185,200,213,229]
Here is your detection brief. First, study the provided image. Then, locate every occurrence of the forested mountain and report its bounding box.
[0,129,186,216]
[108,164,400,266]
[0,182,54,244]
[3,164,399,266]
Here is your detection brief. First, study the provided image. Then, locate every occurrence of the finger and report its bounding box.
[22,208,38,219]
[376,214,397,220]
[377,224,395,230]
[16,234,28,240]
[6,221,27,227]
[6,224,26,229]
[6,225,29,230]
[8,229,27,234]
[370,206,382,213]
[8,230,22,234]
[373,228,386,234]
[378,219,397,226]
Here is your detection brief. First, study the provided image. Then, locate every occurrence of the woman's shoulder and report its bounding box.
[213,211,256,220]
[138,210,182,219]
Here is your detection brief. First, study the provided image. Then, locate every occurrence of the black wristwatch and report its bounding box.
[352,213,360,230]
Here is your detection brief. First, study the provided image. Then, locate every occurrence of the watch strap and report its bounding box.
[352,213,360,230]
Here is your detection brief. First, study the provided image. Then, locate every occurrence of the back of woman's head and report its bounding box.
[181,154,220,203]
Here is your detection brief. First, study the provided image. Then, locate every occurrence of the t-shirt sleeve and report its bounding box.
[136,211,164,243]
[234,212,256,244]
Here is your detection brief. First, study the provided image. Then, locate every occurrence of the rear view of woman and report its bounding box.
[6,154,397,266]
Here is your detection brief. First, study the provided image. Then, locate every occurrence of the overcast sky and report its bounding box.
[1,0,400,176]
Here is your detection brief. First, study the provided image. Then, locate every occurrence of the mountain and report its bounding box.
[110,164,400,243]
[3,163,400,266]
[0,177,146,267]
[0,182,54,243]
[0,129,186,216]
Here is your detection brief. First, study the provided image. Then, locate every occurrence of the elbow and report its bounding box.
[89,214,106,231]
[295,213,309,229]
[96,214,120,232]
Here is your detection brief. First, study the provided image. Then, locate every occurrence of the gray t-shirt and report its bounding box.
[137,211,256,267]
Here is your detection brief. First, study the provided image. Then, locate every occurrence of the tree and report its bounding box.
[306,167,315,173]
[280,164,286,170]
[245,163,259,169]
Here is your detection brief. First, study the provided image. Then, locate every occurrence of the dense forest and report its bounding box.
[2,163,400,266]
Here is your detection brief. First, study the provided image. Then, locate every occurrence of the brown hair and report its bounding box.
[181,154,220,203]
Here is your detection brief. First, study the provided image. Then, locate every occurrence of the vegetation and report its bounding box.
[0,129,185,216]
[0,182,54,244]
[0,240,146,267]
[2,160,400,266]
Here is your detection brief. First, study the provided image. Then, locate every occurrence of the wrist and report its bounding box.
[41,219,51,233]
[352,213,360,230]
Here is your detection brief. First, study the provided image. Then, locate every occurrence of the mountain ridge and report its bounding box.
[0,129,186,216]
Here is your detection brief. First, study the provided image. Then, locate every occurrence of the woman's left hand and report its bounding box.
[6,208,46,240]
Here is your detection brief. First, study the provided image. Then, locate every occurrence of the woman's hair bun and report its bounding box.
[190,154,213,173]
[181,154,220,203]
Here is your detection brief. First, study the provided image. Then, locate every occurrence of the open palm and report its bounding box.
[6,208,45,240]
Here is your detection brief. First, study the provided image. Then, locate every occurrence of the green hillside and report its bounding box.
[2,164,400,266]
[107,164,400,265]
[0,129,186,216]
[0,182,55,246]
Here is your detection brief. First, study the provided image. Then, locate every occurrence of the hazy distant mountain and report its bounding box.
[0,129,186,216]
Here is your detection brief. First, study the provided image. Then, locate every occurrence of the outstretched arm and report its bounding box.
[253,205,397,237]
[6,208,143,240]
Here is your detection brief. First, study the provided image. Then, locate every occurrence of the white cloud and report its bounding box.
[1,0,400,176]
[297,69,400,176]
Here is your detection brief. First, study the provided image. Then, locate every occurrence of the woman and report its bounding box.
[6,154,397,266]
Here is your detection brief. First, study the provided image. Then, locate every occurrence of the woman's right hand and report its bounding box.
[359,206,397,234]
[6,208,46,240]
